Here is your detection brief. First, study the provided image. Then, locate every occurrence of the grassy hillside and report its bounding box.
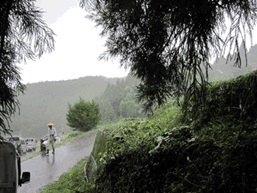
[9,76,118,138]
[41,71,257,193]
[84,71,257,193]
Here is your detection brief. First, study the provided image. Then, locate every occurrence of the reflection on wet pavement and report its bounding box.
[19,131,97,193]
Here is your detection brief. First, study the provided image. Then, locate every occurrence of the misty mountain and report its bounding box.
[9,76,119,138]
[209,44,257,81]
[9,44,257,139]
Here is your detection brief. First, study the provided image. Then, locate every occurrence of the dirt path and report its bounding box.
[19,131,97,193]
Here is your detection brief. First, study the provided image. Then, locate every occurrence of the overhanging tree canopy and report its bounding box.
[79,0,257,109]
[0,0,55,137]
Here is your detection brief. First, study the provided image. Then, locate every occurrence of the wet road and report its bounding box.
[19,131,97,193]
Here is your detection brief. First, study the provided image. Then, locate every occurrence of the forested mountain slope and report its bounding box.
[209,44,257,81]
[10,76,118,138]
[95,74,145,124]
[8,44,257,139]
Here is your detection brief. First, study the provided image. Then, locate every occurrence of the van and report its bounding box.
[0,141,30,193]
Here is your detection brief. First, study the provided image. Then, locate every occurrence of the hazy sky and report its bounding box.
[19,1,257,84]
[19,1,129,84]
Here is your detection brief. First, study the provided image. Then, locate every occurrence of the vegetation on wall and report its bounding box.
[96,125,257,193]
[184,70,257,129]
[87,71,257,193]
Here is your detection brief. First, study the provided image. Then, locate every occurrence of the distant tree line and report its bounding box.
[94,73,146,124]
[209,44,257,81]
[9,76,118,138]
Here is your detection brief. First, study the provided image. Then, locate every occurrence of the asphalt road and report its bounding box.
[19,131,97,193]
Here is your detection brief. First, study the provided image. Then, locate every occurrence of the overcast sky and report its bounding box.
[18,1,257,84]
[19,1,129,84]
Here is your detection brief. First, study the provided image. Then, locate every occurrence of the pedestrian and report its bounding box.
[46,122,57,155]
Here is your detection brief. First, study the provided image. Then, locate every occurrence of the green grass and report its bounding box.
[40,158,95,193]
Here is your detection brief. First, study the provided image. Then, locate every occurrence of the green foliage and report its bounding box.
[40,158,95,193]
[9,74,143,138]
[119,100,141,118]
[9,76,116,138]
[45,70,257,192]
[66,98,100,132]
[80,0,257,109]
[97,102,182,168]
[95,97,118,124]
[0,0,54,136]
[84,71,257,193]
[0,56,25,137]
[84,130,109,183]
[95,73,146,124]
[184,70,257,129]
[94,120,257,193]
[148,100,183,129]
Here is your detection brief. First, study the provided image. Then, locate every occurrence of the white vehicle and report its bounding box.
[25,138,38,152]
[8,137,27,156]
[0,141,30,193]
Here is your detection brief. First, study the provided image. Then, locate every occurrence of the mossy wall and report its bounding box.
[85,130,108,182]
[186,70,257,128]
[90,71,257,193]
